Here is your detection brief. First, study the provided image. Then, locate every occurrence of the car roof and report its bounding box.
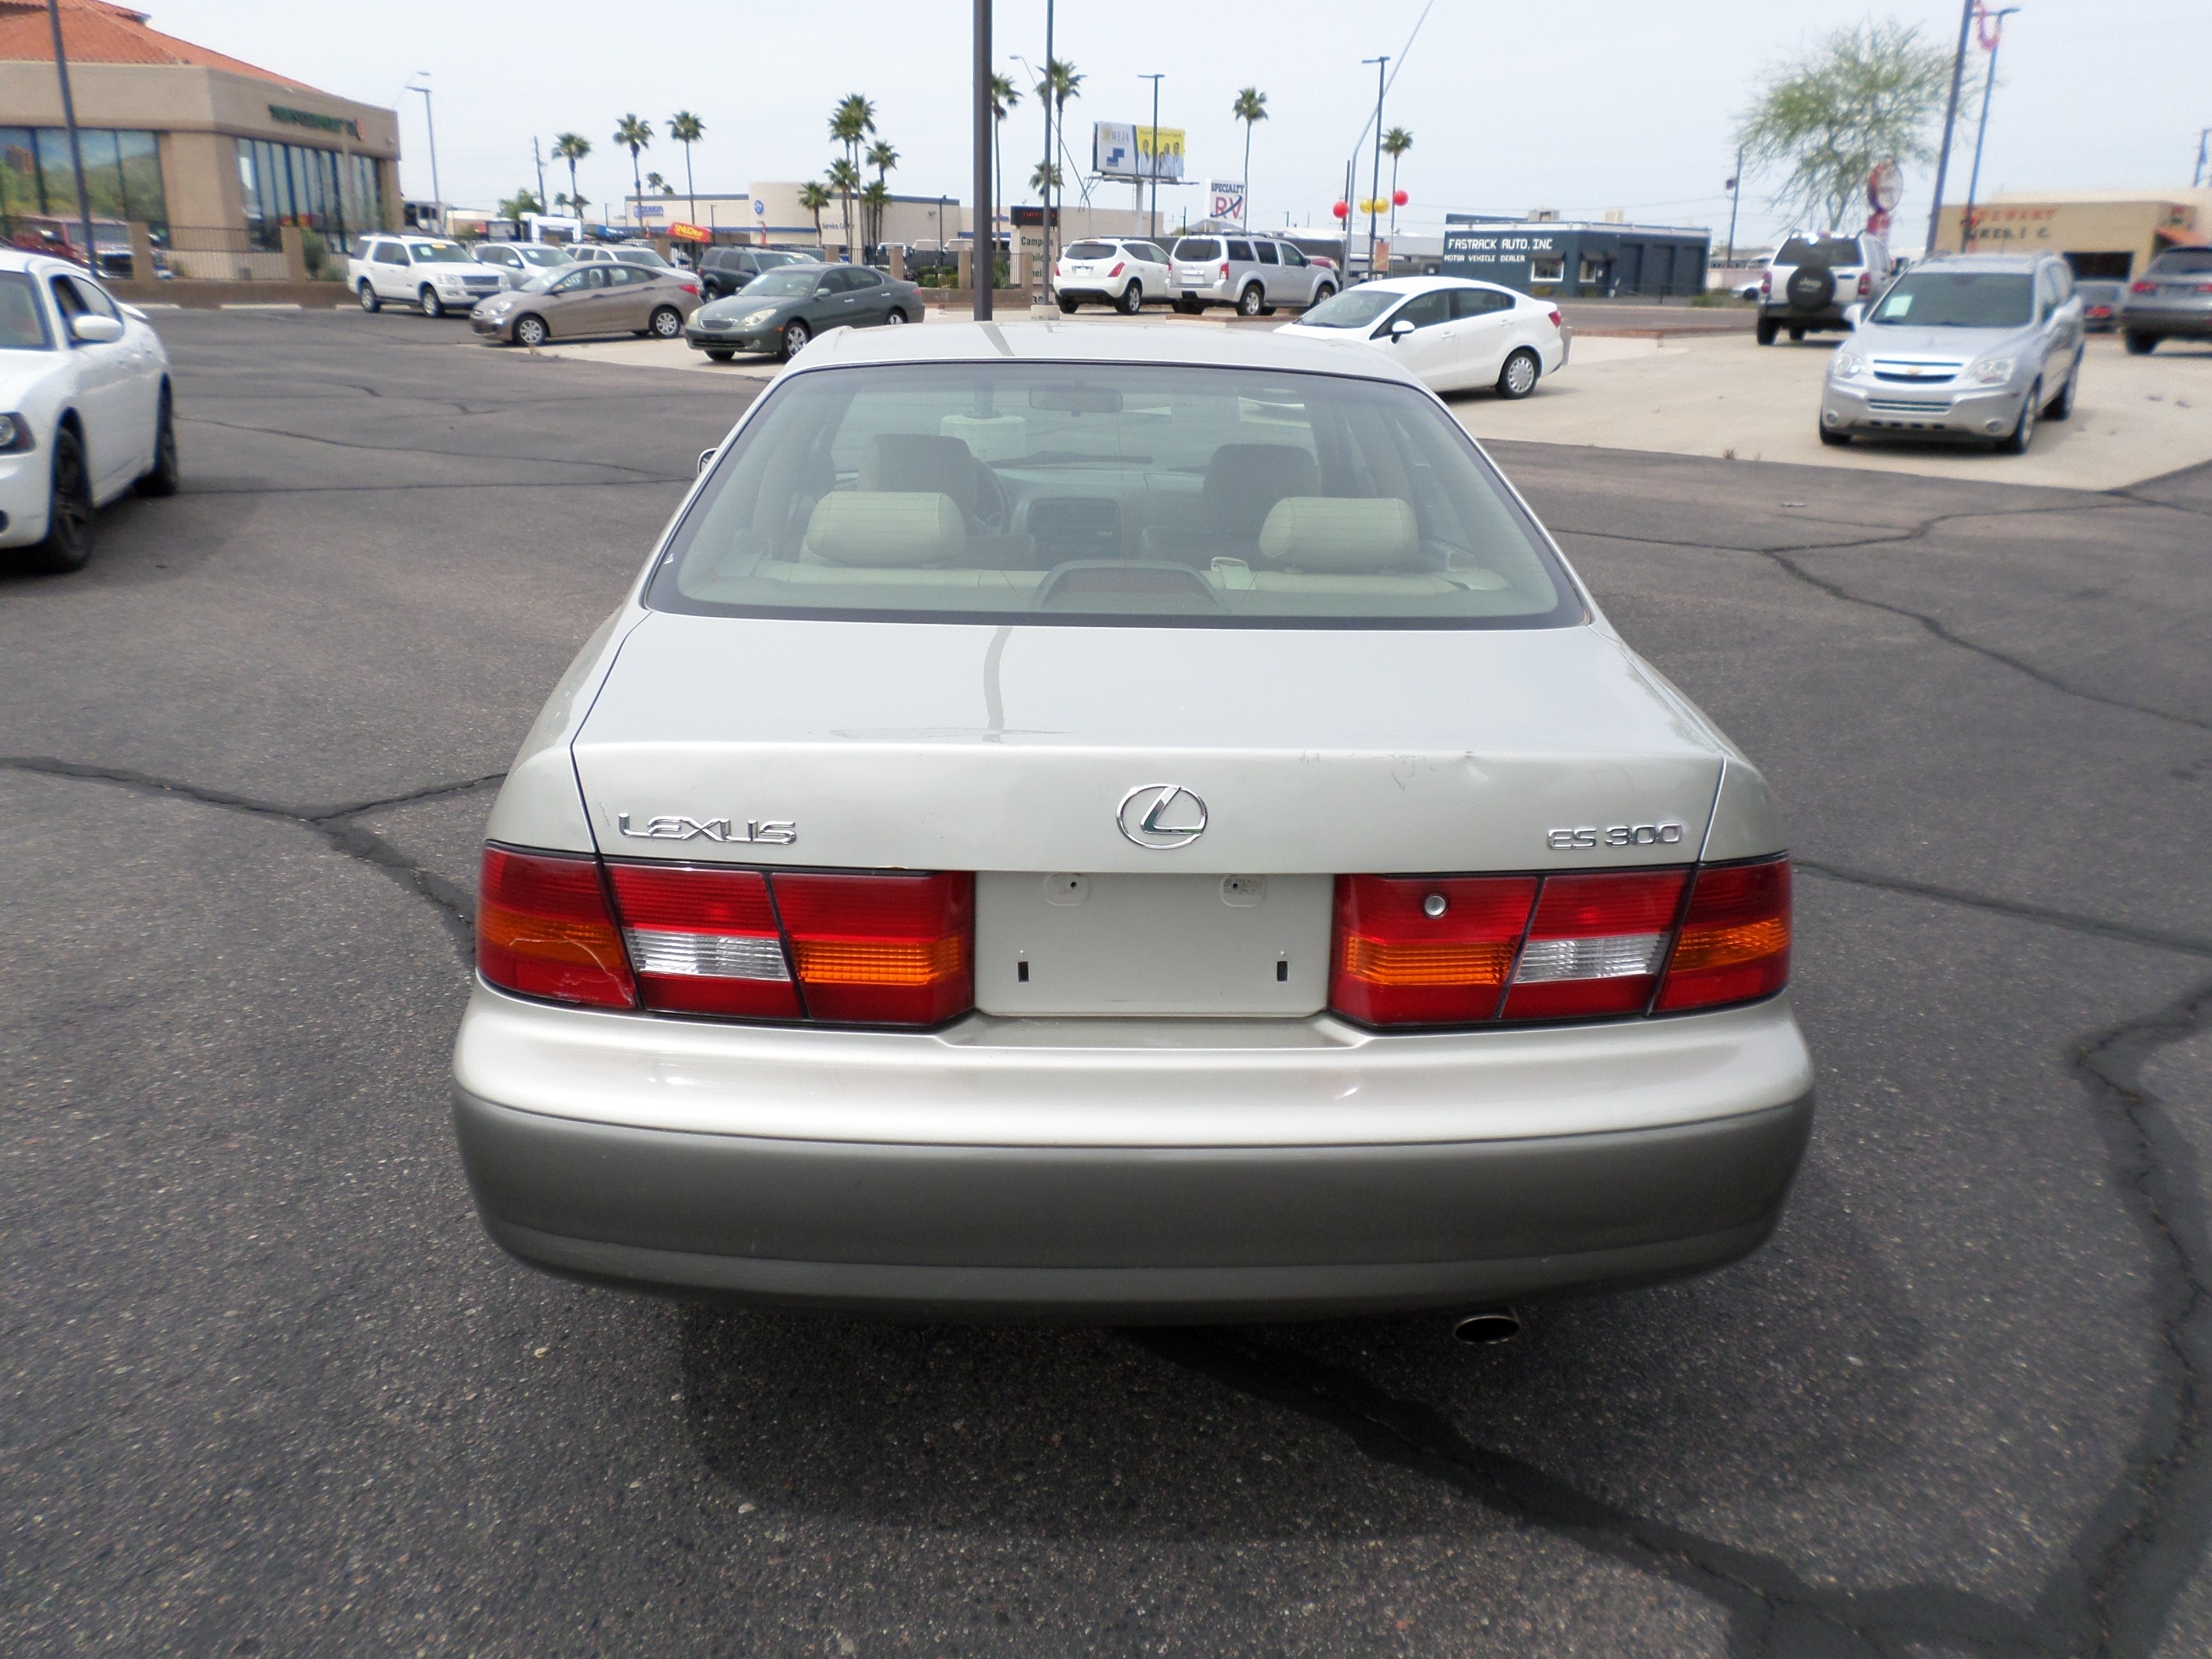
[0,247,79,276]
[789,319,1427,387]
[1912,253,2047,274]
[1345,276,1516,297]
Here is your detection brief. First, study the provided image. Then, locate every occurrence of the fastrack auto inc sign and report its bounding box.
[1441,229,1559,286]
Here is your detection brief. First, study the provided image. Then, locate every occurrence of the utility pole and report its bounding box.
[1724,143,1743,271]
[972,0,992,318]
[1149,76,1164,242]
[1924,0,1976,256]
[1362,55,1388,279]
[1340,159,1353,283]
[1961,8,2020,258]
[2193,127,2209,189]
[1041,0,1055,302]
[407,77,441,230]
[43,0,96,275]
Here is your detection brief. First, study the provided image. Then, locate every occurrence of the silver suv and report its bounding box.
[1168,235,1337,317]
[1759,230,1891,345]
[1819,252,2084,453]
[2120,244,2212,354]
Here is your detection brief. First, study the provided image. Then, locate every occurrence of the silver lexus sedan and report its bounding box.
[453,323,1812,1323]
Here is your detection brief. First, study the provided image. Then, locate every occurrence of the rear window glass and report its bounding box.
[649,363,1580,630]
[2149,248,2212,276]
[1064,242,1117,259]
[1778,238,1861,268]
[1173,239,1221,261]
[1870,271,2033,328]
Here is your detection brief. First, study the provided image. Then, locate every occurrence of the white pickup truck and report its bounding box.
[347,235,507,318]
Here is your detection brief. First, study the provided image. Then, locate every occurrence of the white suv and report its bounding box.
[349,236,506,318]
[1169,235,1338,317]
[1757,230,1892,345]
[1053,238,1170,315]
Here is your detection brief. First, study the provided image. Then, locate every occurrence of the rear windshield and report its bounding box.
[648,363,1580,630]
[1869,271,2033,327]
[2148,248,2212,276]
[1064,242,1117,259]
[1297,288,1406,329]
[1172,239,1221,261]
[1778,237,1861,268]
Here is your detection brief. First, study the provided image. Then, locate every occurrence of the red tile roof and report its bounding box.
[0,0,317,91]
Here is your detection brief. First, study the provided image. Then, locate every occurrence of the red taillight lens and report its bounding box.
[1760,271,1772,294]
[1547,308,1562,327]
[478,847,636,1010]
[680,281,700,295]
[1219,261,1230,277]
[2131,281,2155,294]
[1655,859,1791,1012]
[1857,271,1871,297]
[1499,870,1688,1021]
[1330,875,1538,1025]
[604,862,800,1020]
[1109,261,1125,277]
[772,871,974,1025]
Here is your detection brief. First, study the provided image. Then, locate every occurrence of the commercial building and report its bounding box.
[0,0,398,278]
[1442,217,1710,300]
[1936,190,2209,279]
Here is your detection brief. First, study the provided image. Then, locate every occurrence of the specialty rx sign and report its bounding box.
[1442,228,1560,289]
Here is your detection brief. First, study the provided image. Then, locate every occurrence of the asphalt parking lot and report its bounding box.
[5,306,2211,1658]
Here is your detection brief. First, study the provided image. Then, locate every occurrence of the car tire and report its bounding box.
[2046,358,2078,420]
[704,347,736,362]
[1788,325,1805,342]
[1057,294,1080,315]
[1312,283,1336,306]
[1237,283,1266,317]
[25,425,93,574]
[648,306,683,339]
[514,314,549,348]
[1118,281,1144,316]
[1998,380,2040,454]
[1756,317,1778,346]
[1818,425,1852,447]
[780,318,811,360]
[2122,332,2157,356]
[419,287,445,319]
[135,385,180,498]
[358,282,380,313]
[885,308,909,325]
[1496,348,1541,400]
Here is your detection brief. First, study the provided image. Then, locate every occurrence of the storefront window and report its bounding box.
[0,126,167,234]
[236,137,381,253]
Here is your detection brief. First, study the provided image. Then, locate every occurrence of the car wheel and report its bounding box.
[780,318,811,360]
[358,282,380,313]
[884,308,908,325]
[1999,380,2040,454]
[1119,280,1143,316]
[1756,317,1778,346]
[26,425,93,574]
[704,347,736,362]
[1312,283,1336,305]
[649,306,683,339]
[2122,332,2157,356]
[514,314,549,348]
[1819,424,1852,447]
[1496,348,1541,400]
[1057,294,1079,315]
[2046,358,2079,420]
[135,385,180,498]
[418,287,445,319]
[1237,283,1265,317]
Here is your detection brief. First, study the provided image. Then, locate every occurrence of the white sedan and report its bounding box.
[1278,276,1569,399]
[0,249,176,574]
[451,322,1809,1325]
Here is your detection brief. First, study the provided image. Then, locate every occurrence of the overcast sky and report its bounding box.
[161,0,2208,250]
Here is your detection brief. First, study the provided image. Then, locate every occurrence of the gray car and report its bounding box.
[1168,234,1338,317]
[469,261,702,346]
[2120,244,2212,354]
[1819,252,2084,453]
[451,322,1810,1324]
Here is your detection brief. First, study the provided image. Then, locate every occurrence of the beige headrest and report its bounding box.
[801,492,968,567]
[1256,496,1420,573]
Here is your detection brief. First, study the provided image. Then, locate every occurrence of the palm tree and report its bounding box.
[1231,87,1268,230]
[1029,160,1062,196]
[1382,127,1412,237]
[667,111,704,224]
[863,141,899,251]
[828,96,876,257]
[798,179,832,248]
[613,114,653,225]
[552,132,591,230]
[987,73,1020,241]
[859,180,893,253]
[1035,59,1082,276]
[826,157,862,258]
[646,172,672,197]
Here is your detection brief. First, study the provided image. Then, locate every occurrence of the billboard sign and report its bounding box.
[1206,180,1246,223]
[1094,122,1185,182]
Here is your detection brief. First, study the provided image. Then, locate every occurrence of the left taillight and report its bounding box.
[1499,870,1688,1022]
[478,847,637,1010]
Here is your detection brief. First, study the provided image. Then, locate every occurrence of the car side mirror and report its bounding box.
[1841,302,1864,329]
[1388,317,1417,341]
[697,447,718,475]
[69,312,123,344]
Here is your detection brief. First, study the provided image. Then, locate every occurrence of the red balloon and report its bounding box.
[1331,200,1349,219]
[1393,189,1409,207]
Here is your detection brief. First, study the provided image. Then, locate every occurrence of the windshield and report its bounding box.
[2149,248,2212,276]
[1870,271,2034,328]
[1778,237,1861,268]
[518,246,569,265]
[1297,288,1406,329]
[742,268,822,298]
[0,271,53,349]
[409,242,473,264]
[649,363,1579,630]
[1172,239,1221,261]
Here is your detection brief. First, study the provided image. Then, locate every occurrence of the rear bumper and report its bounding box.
[2121,307,2212,336]
[452,986,1813,1319]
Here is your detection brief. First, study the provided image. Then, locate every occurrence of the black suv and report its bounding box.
[699,246,811,300]
[1757,231,1892,345]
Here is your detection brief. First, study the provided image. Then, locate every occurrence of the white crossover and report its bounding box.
[0,249,177,574]
[1278,276,1570,399]
[452,322,1810,1323]
[1053,237,1172,315]
[348,234,507,318]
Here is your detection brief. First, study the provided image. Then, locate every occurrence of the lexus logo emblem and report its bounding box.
[1116,783,1208,849]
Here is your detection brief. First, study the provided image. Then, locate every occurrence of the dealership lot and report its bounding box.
[5,308,2211,1656]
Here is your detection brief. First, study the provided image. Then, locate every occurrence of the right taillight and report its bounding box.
[478,846,636,1010]
[1655,858,1791,1011]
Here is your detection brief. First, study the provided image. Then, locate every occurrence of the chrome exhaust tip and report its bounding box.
[1452,1307,1522,1346]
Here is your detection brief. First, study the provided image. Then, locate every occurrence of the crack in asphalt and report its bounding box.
[172,414,686,482]
[0,756,499,962]
[1798,859,2212,960]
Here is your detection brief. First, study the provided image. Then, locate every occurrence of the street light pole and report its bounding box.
[1361,55,1388,279]
[1042,0,1055,301]
[43,0,96,275]
[406,78,441,230]
[1960,9,2019,258]
[1724,143,1743,271]
[1138,73,1164,242]
[973,0,992,319]
[1924,0,1976,256]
